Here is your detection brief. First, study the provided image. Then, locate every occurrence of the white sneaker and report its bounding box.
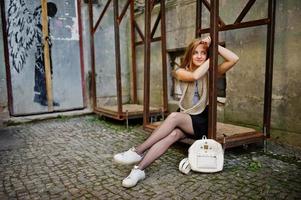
[113,147,143,165]
[122,166,145,188]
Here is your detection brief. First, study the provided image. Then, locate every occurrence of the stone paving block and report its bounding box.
[0,115,301,199]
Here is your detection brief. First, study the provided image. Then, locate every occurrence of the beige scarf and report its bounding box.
[178,73,208,115]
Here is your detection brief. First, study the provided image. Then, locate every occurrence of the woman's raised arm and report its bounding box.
[217,45,239,76]
[174,60,209,82]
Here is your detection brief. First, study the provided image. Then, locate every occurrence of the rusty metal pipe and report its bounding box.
[263,0,276,138]
[113,0,123,117]
[160,0,168,112]
[130,0,137,103]
[208,0,219,140]
[88,0,97,110]
[143,0,151,127]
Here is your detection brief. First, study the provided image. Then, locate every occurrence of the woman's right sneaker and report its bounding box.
[113,147,143,165]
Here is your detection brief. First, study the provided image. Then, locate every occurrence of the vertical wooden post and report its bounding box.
[113,0,123,117]
[160,0,168,112]
[41,0,53,111]
[208,0,219,140]
[130,0,137,104]
[263,0,276,138]
[143,0,151,128]
[196,0,202,37]
[89,0,96,110]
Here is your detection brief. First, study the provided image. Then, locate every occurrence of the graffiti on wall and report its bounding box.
[5,0,84,115]
[7,0,59,106]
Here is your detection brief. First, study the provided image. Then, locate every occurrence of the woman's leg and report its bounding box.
[135,112,194,155]
[137,128,186,170]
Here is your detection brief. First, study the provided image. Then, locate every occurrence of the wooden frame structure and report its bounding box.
[89,0,164,121]
[143,0,276,149]
[142,0,168,129]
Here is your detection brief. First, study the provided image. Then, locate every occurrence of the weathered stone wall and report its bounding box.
[221,0,301,146]
[0,0,300,147]
[134,0,301,146]
[91,1,131,107]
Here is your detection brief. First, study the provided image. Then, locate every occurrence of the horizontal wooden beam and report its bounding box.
[198,18,270,34]
[135,36,161,46]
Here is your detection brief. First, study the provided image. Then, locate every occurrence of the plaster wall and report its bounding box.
[0,0,300,147]
[134,9,164,107]
[134,0,301,146]
[90,1,131,107]
[220,0,301,146]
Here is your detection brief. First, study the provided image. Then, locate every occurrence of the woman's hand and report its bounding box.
[202,36,211,46]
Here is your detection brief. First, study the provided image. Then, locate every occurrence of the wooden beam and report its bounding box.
[113,0,123,117]
[41,0,53,111]
[93,0,112,33]
[89,0,97,110]
[196,0,202,37]
[135,36,161,46]
[134,21,145,42]
[143,0,151,127]
[160,0,168,112]
[202,0,225,26]
[198,18,270,34]
[151,9,161,39]
[263,0,276,138]
[130,0,137,103]
[208,0,219,140]
[234,0,256,24]
[118,0,131,24]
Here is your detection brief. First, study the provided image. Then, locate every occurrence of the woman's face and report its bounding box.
[192,44,207,67]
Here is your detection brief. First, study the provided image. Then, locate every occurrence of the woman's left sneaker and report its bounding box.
[122,166,145,188]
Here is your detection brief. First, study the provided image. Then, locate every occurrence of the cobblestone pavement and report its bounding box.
[0,115,300,200]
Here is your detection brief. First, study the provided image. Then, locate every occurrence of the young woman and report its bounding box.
[114,36,239,188]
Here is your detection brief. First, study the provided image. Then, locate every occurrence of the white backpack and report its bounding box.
[179,136,224,174]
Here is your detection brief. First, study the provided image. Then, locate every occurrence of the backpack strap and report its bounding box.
[179,158,191,174]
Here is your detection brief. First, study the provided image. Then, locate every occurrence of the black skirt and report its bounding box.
[189,106,208,139]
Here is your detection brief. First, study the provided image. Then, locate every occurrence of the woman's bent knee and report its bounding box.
[168,129,184,141]
[167,112,181,121]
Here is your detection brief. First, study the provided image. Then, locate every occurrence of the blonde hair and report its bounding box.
[180,38,209,71]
